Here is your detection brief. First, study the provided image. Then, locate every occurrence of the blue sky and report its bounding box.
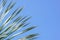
[0,0,60,40]
[16,0,60,40]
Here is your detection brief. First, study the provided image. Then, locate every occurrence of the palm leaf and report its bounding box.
[0,1,15,22]
[0,0,38,40]
[0,0,7,12]
[18,34,38,40]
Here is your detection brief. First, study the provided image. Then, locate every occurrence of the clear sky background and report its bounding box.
[0,0,60,40]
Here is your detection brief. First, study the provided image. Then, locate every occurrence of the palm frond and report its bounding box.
[0,0,7,12]
[0,1,15,22]
[7,26,36,40]
[0,0,38,40]
[18,34,38,40]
